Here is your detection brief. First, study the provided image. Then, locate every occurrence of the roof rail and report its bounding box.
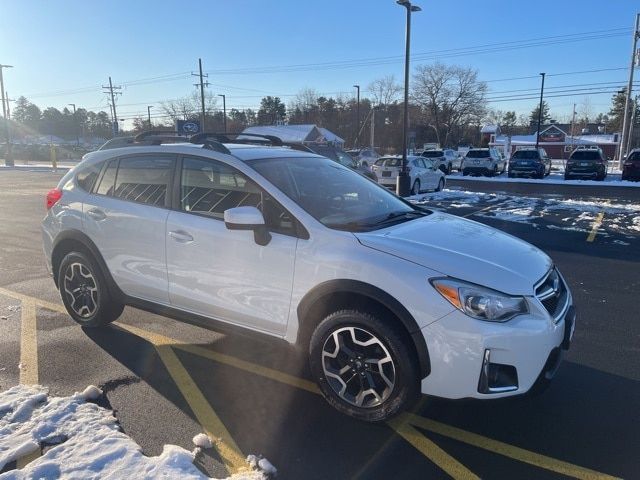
[134,130,184,141]
[190,132,283,146]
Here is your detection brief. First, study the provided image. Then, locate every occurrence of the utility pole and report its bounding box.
[370,106,377,150]
[0,64,14,166]
[625,95,639,156]
[396,1,420,197]
[192,58,209,133]
[535,72,546,150]
[102,77,122,137]
[619,13,640,166]
[147,106,154,129]
[218,94,227,132]
[68,103,79,146]
[353,84,360,145]
[570,103,577,153]
[5,91,12,118]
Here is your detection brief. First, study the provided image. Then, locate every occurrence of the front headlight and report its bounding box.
[430,278,528,322]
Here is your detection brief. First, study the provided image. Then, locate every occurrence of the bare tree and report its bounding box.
[412,63,487,146]
[161,91,218,122]
[367,75,402,106]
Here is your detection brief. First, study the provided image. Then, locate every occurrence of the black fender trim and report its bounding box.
[297,279,431,379]
[51,229,125,301]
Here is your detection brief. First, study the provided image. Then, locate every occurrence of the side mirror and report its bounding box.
[224,206,271,246]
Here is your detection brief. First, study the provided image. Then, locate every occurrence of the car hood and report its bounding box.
[355,212,552,295]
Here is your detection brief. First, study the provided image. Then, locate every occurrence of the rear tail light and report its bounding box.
[46,188,63,210]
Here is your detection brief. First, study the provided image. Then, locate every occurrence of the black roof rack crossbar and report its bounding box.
[190,132,283,146]
[134,130,184,141]
[201,140,231,155]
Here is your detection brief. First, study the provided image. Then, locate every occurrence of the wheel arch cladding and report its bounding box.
[297,279,430,379]
[51,230,123,300]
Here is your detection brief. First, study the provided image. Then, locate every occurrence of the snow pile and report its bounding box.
[0,385,273,479]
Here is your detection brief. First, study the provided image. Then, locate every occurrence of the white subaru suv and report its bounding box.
[42,133,575,422]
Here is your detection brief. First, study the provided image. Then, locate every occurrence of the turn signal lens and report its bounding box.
[432,282,462,309]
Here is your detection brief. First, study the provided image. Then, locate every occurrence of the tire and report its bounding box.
[446,163,452,175]
[462,169,469,176]
[488,165,498,177]
[309,310,419,422]
[411,179,421,195]
[435,178,444,192]
[501,163,506,174]
[58,251,124,327]
[564,174,571,180]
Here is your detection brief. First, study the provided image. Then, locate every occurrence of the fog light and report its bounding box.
[478,349,518,394]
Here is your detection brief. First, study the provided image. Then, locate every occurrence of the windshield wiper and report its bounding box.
[373,210,428,226]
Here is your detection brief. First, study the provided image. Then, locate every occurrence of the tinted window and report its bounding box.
[248,156,422,232]
[628,152,640,162]
[422,151,444,158]
[512,150,541,160]
[380,158,403,167]
[570,150,600,160]
[113,156,173,207]
[76,162,102,192]
[466,150,490,158]
[95,159,118,196]
[181,157,296,236]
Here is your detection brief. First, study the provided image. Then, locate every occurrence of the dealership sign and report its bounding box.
[176,120,201,135]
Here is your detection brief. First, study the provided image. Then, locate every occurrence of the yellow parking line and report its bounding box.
[116,322,320,394]
[388,415,479,480]
[462,205,494,218]
[114,323,247,474]
[19,301,38,385]
[403,413,620,480]
[155,344,247,473]
[0,288,621,479]
[587,212,604,242]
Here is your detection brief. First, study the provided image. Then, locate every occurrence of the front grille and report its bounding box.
[535,268,569,323]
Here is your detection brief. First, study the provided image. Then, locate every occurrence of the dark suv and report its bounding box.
[622,149,640,181]
[508,148,551,179]
[565,148,608,181]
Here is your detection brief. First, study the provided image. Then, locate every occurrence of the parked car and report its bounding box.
[564,147,608,181]
[508,148,551,179]
[43,132,575,422]
[288,143,377,181]
[420,149,461,174]
[347,147,380,167]
[621,149,640,181]
[462,148,506,177]
[372,156,445,194]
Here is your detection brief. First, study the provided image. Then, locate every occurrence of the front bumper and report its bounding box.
[419,298,574,399]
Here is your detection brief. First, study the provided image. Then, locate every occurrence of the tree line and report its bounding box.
[5,62,636,151]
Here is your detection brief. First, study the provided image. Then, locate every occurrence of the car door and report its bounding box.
[83,154,175,304]
[165,155,298,335]
[420,159,439,189]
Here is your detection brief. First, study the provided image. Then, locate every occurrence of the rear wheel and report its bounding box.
[462,169,469,176]
[435,178,444,191]
[411,179,421,195]
[58,252,123,327]
[309,310,419,422]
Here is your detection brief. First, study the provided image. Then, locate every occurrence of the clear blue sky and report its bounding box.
[1,0,638,126]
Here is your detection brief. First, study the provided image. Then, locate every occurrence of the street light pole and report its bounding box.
[353,85,360,145]
[0,64,14,166]
[396,1,420,197]
[68,104,79,147]
[535,72,546,150]
[147,105,154,129]
[218,94,227,132]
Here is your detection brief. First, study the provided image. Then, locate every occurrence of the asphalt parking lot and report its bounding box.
[0,168,638,479]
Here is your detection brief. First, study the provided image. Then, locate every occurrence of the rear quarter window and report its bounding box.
[75,162,103,192]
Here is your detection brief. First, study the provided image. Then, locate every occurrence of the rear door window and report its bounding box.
[76,162,103,192]
[113,156,174,207]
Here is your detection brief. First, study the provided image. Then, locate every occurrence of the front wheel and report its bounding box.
[411,179,421,195]
[58,252,124,327]
[309,310,419,422]
[435,178,444,191]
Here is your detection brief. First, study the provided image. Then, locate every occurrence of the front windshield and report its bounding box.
[335,150,356,167]
[248,156,425,231]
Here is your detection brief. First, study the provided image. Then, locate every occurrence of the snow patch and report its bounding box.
[0,385,273,479]
[192,433,213,449]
